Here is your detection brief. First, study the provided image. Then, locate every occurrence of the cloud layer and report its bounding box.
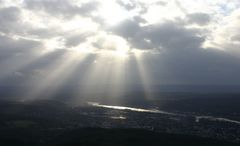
[1,0,240,87]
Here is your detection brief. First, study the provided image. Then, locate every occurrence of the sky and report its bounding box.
[1,0,240,96]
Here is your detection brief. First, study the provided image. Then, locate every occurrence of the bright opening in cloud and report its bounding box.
[98,0,131,25]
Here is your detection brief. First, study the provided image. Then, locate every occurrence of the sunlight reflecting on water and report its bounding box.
[110,116,127,120]
[87,102,177,115]
[88,102,240,125]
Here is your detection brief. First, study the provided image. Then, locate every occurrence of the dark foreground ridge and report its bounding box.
[0,128,239,146]
[0,99,239,146]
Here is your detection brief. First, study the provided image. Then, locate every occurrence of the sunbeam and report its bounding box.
[74,52,129,104]
[1,0,240,145]
[132,52,153,100]
[24,51,88,101]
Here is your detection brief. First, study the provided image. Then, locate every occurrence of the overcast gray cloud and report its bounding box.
[0,35,43,57]
[0,6,21,33]
[0,0,240,88]
[24,0,100,18]
[186,13,211,26]
[144,21,205,50]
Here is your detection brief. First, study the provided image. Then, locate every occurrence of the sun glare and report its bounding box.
[98,1,130,25]
[114,48,129,58]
